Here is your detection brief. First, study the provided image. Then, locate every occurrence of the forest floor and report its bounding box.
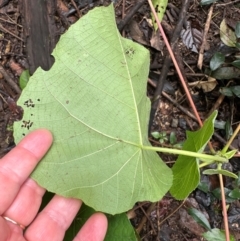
[0,0,240,240]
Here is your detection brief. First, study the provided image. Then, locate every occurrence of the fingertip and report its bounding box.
[18,129,53,159]
[93,212,108,230]
[23,129,53,144]
[74,212,108,241]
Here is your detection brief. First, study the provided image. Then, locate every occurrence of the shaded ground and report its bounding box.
[0,0,240,240]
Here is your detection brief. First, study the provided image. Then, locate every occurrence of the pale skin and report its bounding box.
[0,129,108,241]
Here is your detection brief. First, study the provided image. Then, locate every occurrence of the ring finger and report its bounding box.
[0,129,52,226]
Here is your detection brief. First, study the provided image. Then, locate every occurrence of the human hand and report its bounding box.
[0,129,107,241]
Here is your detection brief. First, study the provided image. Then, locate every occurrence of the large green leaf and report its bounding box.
[170,111,217,199]
[14,4,172,214]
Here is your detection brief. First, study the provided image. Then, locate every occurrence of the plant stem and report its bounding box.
[141,145,228,163]
[222,123,240,154]
[199,161,215,168]
[218,164,230,241]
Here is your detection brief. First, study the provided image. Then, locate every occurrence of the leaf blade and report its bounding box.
[170,111,217,199]
[14,4,172,215]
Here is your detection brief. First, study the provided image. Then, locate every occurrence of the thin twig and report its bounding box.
[117,0,145,31]
[197,4,214,69]
[136,202,157,234]
[218,168,230,241]
[162,91,198,121]
[216,0,240,6]
[70,0,81,18]
[0,23,23,41]
[159,199,186,225]
[222,124,240,153]
[122,0,126,18]
[0,64,21,94]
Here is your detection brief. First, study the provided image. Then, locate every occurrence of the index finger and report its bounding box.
[0,129,53,214]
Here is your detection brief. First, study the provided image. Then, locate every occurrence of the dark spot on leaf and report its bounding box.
[125,47,135,58]
[24,99,35,108]
[22,133,25,136]
[66,100,69,104]
[37,99,40,101]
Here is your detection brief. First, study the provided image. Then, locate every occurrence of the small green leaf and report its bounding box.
[225,119,233,140]
[220,86,240,98]
[151,0,168,31]
[219,87,234,97]
[200,0,219,5]
[170,132,177,145]
[223,149,237,159]
[232,60,240,69]
[229,188,240,199]
[170,111,217,199]
[19,70,30,90]
[173,141,184,149]
[198,182,209,193]
[231,86,240,98]
[203,169,238,179]
[236,42,240,50]
[220,19,237,47]
[235,21,240,38]
[188,208,211,231]
[212,67,240,80]
[151,131,160,139]
[214,120,226,130]
[203,228,235,241]
[210,52,225,71]
[212,187,235,202]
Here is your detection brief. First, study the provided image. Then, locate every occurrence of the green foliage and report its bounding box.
[14,4,172,215]
[188,208,211,231]
[222,149,237,159]
[210,52,225,71]
[151,0,168,31]
[235,21,240,38]
[169,132,177,145]
[64,204,137,241]
[203,169,238,179]
[105,214,138,241]
[229,188,240,199]
[19,69,30,90]
[231,60,240,69]
[151,131,168,143]
[200,0,219,5]
[170,111,217,199]
[220,19,237,47]
[211,67,240,80]
[220,86,240,98]
[203,228,235,241]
